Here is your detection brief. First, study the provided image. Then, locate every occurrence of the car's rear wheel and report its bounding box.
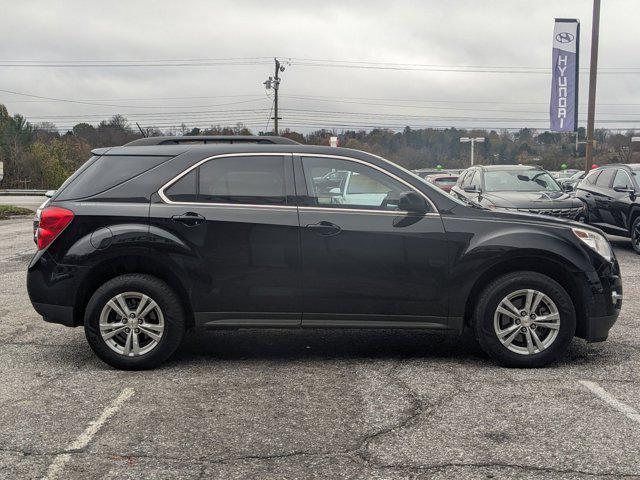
[631,216,640,254]
[84,274,185,370]
[473,271,576,367]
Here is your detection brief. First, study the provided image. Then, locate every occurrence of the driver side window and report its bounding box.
[613,169,632,190]
[301,157,407,211]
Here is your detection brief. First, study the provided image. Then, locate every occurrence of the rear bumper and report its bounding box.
[27,251,84,327]
[32,302,75,327]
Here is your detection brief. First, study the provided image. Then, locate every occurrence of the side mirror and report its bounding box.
[398,191,428,213]
[45,190,56,198]
[463,186,481,194]
[562,183,575,192]
[613,185,635,194]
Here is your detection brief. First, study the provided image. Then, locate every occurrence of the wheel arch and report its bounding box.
[73,254,194,329]
[463,255,586,331]
[628,205,640,235]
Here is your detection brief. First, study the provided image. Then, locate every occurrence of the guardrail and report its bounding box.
[0,189,48,196]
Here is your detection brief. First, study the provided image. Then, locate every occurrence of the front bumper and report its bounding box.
[576,268,622,342]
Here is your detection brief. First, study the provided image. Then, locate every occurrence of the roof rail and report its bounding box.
[123,135,300,146]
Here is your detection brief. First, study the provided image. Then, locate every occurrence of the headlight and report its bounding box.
[572,227,613,261]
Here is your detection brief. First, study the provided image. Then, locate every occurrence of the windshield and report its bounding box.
[484,170,561,192]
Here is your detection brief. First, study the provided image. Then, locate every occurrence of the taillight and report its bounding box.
[36,206,74,250]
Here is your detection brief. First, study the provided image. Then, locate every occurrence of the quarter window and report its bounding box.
[583,170,601,185]
[165,170,197,202]
[301,157,408,211]
[164,155,287,205]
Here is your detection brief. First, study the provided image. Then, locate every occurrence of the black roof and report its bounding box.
[123,135,300,146]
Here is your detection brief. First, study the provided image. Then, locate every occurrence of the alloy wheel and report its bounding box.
[99,292,165,357]
[493,289,560,355]
[632,223,640,250]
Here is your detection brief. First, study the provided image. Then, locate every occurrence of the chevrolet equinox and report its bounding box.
[27,136,622,369]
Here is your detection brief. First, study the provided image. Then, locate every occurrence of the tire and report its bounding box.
[84,274,185,370]
[631,215,640,255]
[473,271,576,368]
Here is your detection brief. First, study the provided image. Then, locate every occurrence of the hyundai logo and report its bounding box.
[556,32,575,43]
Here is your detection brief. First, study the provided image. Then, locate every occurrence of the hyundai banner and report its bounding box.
[550,19,579,132]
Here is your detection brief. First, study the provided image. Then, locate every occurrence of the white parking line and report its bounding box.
[579,380,640,425]
[42,388,135,480]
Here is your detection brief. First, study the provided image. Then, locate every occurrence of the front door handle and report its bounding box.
[306,221,342,236]
[172,212,205,227]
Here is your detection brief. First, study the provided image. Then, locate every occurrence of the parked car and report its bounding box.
[552,169,581,180]
[559,170,586,192]
[28,137,621,369]
[412,168,442,179]
[575,164,640,253]
[424,173,459,193]
[451,165,586,221]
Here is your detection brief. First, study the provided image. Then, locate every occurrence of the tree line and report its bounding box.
[0,104,637,189]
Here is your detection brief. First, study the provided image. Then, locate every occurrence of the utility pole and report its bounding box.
[264,58,284,135]
[584,0,601,173]
[273,58,280,135]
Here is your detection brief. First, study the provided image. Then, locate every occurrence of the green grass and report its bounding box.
[0,205,34,219]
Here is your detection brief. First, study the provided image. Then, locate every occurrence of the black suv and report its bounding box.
[575,164,640,254]
[452,165,586,221]
[27,137,622,369]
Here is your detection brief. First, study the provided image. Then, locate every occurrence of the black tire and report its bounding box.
[631,215,640,255]
[84,274,185,370]
[473,271,576,368]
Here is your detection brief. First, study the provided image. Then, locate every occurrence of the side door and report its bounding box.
[575,169,601,222]
[610,169,636,234]
[295,155,450,329]
[149,153,302,327]
[591,168,618,232]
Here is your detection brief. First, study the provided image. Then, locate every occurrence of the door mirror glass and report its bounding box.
[398,191,428,213]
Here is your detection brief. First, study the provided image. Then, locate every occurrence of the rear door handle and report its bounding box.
[306,221,342,236]
[172,212,205,227]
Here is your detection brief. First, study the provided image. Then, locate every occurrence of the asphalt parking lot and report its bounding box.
[0,216,639,480]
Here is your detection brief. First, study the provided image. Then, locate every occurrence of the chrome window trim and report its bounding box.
[157,151,439,215]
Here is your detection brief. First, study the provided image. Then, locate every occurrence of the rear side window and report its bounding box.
[199,156,285,205]
[56,155,172,201]
[595,169,615,188]
[164,155,286,205]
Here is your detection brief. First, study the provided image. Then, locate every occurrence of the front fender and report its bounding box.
[443,214,596,318]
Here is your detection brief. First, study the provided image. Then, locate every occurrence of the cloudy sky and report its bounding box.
[1,0,638,133]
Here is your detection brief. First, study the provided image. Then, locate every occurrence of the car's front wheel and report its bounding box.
[84,274,185,370]
[474,271,576,367]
